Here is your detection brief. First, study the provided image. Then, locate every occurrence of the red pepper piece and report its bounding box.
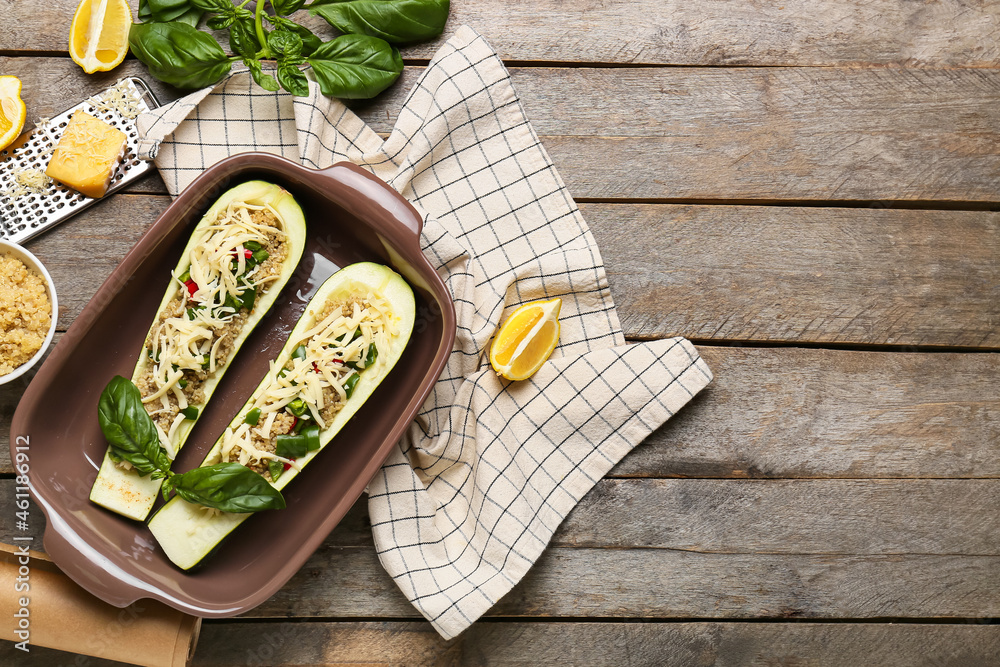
[231,249,254,260]
[283,460,293,470]
[289,416,298,432]
[312,361,320,373]
[184,279,197,296]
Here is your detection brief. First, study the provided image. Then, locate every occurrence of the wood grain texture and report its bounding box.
[585,204,1000,347]
[12,195,1000,347]
[616,347,1000,480]
[4,58,999,202]
[190,621,1000,666]
[6,621,998,666]
[251,547,1000,619]
[4,478,998,554]
[3,0,1000,67]
[2,345,997,478]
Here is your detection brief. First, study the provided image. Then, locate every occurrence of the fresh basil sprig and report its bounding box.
[97,376,285,513]
[129,0,448,99]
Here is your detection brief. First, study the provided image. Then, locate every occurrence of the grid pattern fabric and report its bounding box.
[136,26,713,639]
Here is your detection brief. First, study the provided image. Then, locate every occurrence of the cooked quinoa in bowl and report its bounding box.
[0,241,58,384]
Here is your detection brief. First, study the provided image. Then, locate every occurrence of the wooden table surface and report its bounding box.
[2,1,999,665]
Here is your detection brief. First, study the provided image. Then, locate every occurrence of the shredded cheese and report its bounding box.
[138,201,286,451]
[220,291,399,475]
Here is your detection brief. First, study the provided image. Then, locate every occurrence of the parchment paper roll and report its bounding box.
[0,543,200,666]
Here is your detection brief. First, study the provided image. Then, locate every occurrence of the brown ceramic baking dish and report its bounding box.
[10,153,455,616]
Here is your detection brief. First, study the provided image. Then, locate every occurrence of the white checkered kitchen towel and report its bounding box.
[136,25,713,639]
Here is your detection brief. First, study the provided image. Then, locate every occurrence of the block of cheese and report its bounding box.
[45,110,126,198]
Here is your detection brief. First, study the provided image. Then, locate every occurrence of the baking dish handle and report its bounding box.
[316,162,424,247]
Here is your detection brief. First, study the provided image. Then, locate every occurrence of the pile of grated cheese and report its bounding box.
[219,291,399,471]
[142,201,287,451]
[88,78,144,120]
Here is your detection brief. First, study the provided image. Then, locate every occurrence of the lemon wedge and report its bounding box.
[69,0,132,74]
[489,298,562,381]
[0,76,26,151]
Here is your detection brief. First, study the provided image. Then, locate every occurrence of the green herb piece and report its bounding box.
[97,376,173,478]
[343,371,360,399]
[178,268,191,283]
[229,17,261,59]
[239,286,257,311]
[311,0,450,44]
[178,377,188,389]
[139,0,203,25]
[307,34,403,99]
[271,0,307,16]
[291,344,308,361]
[244,407,262,425]
[252,248,269,263]
[301,423,321,451]
[348,343,378,370]
[164,463,285,512]
[129,21,234,89]
[277,58,310,97]
[269,29,303,57]
[244,240,263,252]
[287,397,307,417]
[276,432,310,458]
[268,459,284,482]
[181,406,199,420]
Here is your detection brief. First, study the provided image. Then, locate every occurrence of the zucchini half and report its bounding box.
[148,262,415,570]
[90,181,307,521]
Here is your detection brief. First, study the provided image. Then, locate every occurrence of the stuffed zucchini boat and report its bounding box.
[148,262,415,570]
[90,181,307,521]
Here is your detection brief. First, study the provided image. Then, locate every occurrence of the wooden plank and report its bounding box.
[2,346,997,477]
[6,621,997,666]
[190,621,1000,666]
[4,58,999,202]
[16,196,1000,347]
[2,479,998,620]
[254,547,1000,618]
[585,204,1000,347]
[3,0,1000,67]
[5,477,997,554]
[615,347,1000,480]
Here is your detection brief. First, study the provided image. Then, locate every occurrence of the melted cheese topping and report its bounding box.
[220,291,399,469]
[140,202,287,449]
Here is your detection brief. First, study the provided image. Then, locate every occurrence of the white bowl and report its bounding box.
[0,240,58,385]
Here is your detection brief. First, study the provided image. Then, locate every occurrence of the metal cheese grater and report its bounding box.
[0,77,161,245]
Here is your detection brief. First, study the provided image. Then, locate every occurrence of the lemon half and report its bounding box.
[69,0,132,74]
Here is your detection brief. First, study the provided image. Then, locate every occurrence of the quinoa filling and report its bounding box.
[216,292,397,483]
[132,203,288,458]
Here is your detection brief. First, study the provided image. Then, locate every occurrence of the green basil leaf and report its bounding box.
[246,58,280,92]
[206,14,234,30]
[130,21,233,89]
[229,18,262,59]
[277,59,310,96]
[170,463,286,513]
[311,0,449,44]
[143,0,199,22]
[97,376,173,478]
[268,30,303,56]
[173,6,205,27]
[307,34,402,99]
[138,0,153,21]
[270,17,322,55]
[192,0,233,11]
[272,0,307,16]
